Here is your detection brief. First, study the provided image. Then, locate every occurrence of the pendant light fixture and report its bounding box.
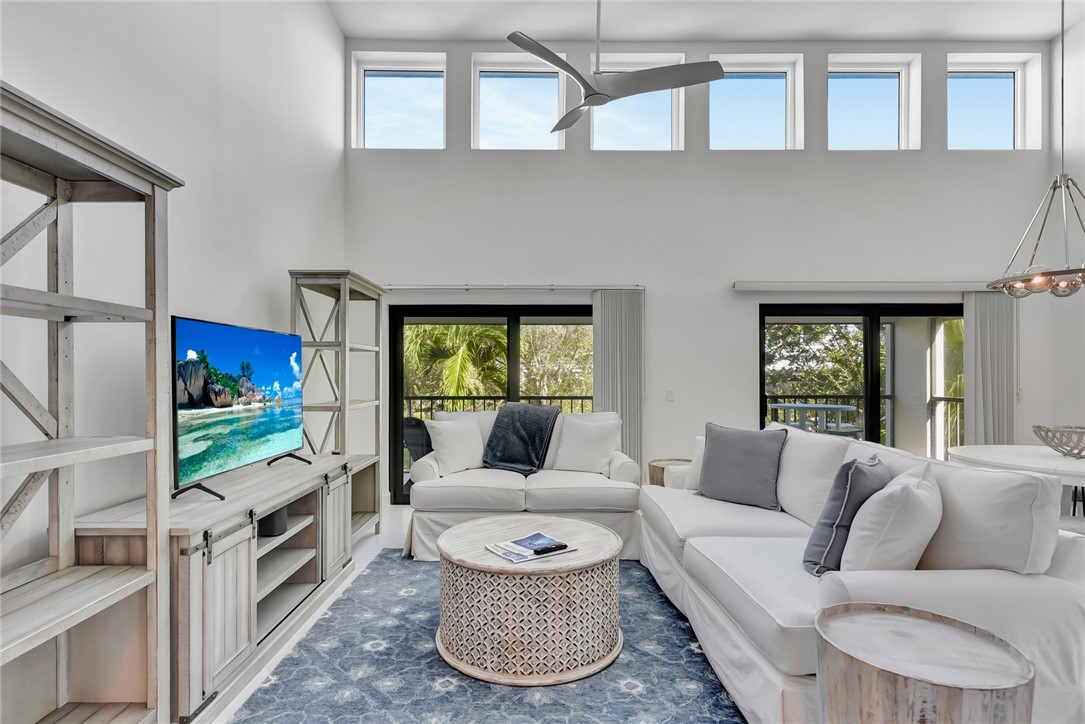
[988,0,1085,298]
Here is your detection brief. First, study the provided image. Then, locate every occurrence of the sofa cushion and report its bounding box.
[424,417,484,475]
[408,468,526,512]
[919,464,1062,575]
[841,463,942,572]
[542,412,621,470]
[699,423,787,510]
[684,537,820,675]
[767,422,850,527]
[434,410,499,446]
[844,439,928,477]
[640,486,810,561]
[803,456,892,576]
[552,416,622,474]
[525,470,640,512]
[682,435,706,490]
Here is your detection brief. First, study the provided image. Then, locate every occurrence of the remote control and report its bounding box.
[533,543,568,555]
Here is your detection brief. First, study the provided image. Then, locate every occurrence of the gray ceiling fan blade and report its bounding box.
[593,61,725,100]
[551,104,591,133]
[507,31,598,97]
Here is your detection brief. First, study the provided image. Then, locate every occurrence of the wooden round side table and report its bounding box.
[435,514,623,686]
[816,603,1034,723]
[647,458,692,486]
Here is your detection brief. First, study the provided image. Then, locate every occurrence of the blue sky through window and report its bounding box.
[592,89,672,150]
[710,72,787,150]
[828,72,900,150]
[363,70,444,149]
[947,72,1015,150]
[478,71,560,149]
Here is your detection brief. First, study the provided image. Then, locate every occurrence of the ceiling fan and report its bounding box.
[507,0,725,132]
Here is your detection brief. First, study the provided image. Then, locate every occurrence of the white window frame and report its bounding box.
[588,53,685,151]
[351,51,446,150]
[827,53,922,150]
[947,53,1042,150]
[472,52,567,150]
[710,53,805,150]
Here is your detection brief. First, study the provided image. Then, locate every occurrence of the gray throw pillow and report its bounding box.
[698,423,787,510]
[803,456,892,577]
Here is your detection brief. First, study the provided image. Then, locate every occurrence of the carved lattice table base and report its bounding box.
[435,515,623,686]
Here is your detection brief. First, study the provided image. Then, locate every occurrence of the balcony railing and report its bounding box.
[765,394,865,429]
[932,396,965,459]
[404,395,593,420]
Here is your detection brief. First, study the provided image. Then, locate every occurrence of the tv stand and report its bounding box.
[267,452,312,467]
[171,482,226,501]
[75,453,376,723]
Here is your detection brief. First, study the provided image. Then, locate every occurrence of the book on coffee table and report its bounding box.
[485,531,577,563]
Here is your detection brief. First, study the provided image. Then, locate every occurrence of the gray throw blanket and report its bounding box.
[483,402,560,475]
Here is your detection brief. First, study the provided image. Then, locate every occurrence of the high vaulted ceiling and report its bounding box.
[327,1,1082,43]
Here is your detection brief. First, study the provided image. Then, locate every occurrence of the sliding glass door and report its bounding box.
[390,305,592,503]
[760,303,964,456]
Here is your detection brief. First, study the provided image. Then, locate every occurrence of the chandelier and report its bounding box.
[988,0,1085,298]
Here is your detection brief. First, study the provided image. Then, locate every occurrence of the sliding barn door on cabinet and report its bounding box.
[202,525,257,693]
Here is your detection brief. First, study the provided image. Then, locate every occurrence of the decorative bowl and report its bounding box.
[1032,425,1085,459]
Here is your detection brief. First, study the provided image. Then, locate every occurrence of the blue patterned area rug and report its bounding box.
[232,549,746,723]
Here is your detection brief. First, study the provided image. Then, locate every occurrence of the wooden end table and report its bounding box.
[435,514,623,686]
[647,458,692,486]
[816,603,1034,723]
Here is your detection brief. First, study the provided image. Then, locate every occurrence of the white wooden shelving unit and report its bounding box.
[289,270,384,545]
[0,82,182,724]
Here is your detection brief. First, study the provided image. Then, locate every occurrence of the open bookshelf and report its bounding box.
[0,82,183,724]
[290,271,384,545]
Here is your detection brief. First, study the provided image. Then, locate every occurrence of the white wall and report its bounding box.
[345,38,1085,466]
[1,1,347,572]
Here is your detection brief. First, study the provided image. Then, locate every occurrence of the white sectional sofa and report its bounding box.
[642,423,1085,724]
[406,410,642,560]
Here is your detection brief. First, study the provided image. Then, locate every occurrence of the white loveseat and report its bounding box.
[406,410,642,560]
[642,423,1085,724]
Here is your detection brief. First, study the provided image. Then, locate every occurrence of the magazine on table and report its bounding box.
[485,531,576,563]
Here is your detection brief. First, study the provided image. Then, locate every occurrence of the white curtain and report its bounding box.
[592,289,644,466]
[963,292,1017,444]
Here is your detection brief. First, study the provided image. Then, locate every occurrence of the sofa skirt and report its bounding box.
[405,509,642,561]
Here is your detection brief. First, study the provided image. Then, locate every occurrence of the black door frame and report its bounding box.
[759,303,964,442]
[389,304,592,505]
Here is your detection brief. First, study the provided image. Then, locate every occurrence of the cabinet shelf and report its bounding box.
[37,702,154,724]
[351,512,379,539]
[256,583,316,642]
[256,515,313,559]
[256,548,315,602]
[0,285,153,323]
[302,399,378,412]
[1,565,154,665]
[0,436,154,478]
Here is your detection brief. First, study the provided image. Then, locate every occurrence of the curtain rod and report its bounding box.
[732,281,990,293]
[382,284,644,291]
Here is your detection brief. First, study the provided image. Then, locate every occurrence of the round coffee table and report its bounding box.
[435,514,623,686]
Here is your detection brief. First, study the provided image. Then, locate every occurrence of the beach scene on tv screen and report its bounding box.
[174,318,303,487]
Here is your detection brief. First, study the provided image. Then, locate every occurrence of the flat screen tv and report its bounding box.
[172,316,304,497]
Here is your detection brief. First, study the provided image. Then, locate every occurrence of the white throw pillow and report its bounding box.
[919,464,1062,574]
[842,463,942,572]
[553,416,622,474]
[433,410,499,446]
[423,417,484,475]
[768,422,851,527]
[542,411,621,469]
